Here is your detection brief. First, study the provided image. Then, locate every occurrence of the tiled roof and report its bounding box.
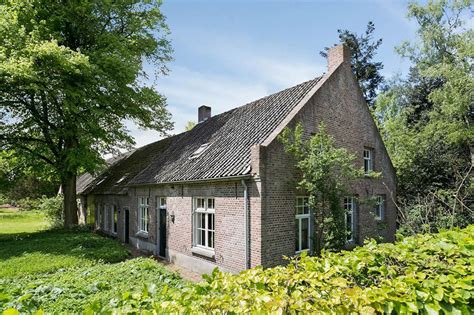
[76,152,133,195]
[128,76,322,185]
[83,76,321,194]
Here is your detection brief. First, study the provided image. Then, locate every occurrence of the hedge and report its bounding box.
[89,225,473,314]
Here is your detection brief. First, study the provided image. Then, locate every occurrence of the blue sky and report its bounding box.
[130,0,419,147]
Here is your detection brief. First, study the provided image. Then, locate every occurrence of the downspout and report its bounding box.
[241,179,250,269]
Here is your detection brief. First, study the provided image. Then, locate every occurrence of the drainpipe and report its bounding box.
[241,179,250,269]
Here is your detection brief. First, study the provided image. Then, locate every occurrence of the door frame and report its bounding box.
[156,207,167,258]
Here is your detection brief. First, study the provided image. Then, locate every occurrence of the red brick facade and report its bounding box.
[91,45,397,273]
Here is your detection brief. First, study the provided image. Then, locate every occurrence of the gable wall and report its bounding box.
[259,62,397,267]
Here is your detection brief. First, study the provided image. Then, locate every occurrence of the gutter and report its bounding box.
[128,174,252,187]
[241,179,250,269]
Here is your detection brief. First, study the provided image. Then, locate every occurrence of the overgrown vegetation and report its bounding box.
[85,226,473,314]
[279,122,364,255]
[374,0,473,235]
[1,258,183,314]
[0,211,184,314]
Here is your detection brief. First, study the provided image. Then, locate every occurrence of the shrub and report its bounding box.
[17,197,42,211]
[40,195,63,228]
[89,226,473,314]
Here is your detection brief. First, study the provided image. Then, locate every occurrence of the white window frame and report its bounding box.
[295,196,311,254]
[344,197,356,242]
[374,195,384,220]
[158,197,167,210]
[193,197,215,251]
[112,205,118,234]
[138,197,149,233]
[363,148,373,175]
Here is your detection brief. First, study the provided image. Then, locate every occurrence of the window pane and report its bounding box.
[208,230,214,248]
[208,213,214,231]
[207,198,214,210]
[301,218,309,250]
[200,230,205,246]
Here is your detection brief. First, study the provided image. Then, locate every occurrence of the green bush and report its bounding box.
[90,226,473,314]
[40,195,63,228]
[16,197,42,211]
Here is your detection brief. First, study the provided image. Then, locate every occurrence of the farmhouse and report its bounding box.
[77,45,397,274]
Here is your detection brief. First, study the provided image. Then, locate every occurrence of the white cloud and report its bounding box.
[128,29,325,147]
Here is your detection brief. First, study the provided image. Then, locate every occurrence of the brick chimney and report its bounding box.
[198,105,211,123]
[327,44,351,72]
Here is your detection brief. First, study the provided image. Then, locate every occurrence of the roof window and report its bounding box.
[189,143,211,159]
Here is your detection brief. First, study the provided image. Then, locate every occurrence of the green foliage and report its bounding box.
[0,210,183,314]
[0,0,173,226]
[185,120,196,131]
[321,21,384,106]
[90,226,474,314]
[39,195,63,228]
[0,229,129,278]
[375,0,473,234]
[16,197,41,211]
[1,258,183,314]
[279,123,363,255]
[0,150,58,202]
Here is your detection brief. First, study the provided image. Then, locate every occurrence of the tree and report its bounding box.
[279,123,363,255]
[0,0,173,227]
[375,0,473,234]
[185,121,196,131]
[320,22,384,107]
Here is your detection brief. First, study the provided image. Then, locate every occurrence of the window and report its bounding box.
[113,206,118,233]
[295,197,310,253]
[374,195,384,220]
[189,143,211,159]
[363,148,373,175]
[193,197,215,250]
[344,197,356,242]
[138,197,149,233]
[158,197,167,209]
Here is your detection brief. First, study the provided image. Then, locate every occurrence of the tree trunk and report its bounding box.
[62,174,78,228]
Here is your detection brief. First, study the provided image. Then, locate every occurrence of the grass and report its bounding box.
[0,209,184,313]
[0,208,48,235]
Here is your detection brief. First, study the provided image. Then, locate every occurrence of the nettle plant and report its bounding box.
[279,122,367,255]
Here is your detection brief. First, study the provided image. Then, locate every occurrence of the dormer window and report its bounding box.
[190,143,211,159]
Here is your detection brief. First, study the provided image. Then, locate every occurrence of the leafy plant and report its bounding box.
[279,122,364,255]
[40,195,63,228]
[95,226,473,314]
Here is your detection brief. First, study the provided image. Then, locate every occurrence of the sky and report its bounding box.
[129,0,419,147]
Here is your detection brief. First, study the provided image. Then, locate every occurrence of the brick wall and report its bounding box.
[93,179,256,273]
[258,61,397,267]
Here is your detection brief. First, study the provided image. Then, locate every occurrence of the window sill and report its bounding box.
[191,247,215,258]
[295,249,310,256]
[135,231,149,238]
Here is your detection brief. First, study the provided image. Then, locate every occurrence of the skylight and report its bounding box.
[189,143,211,159]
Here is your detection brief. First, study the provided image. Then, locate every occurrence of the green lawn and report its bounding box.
[0,209,184,313]
[0,208,48,235]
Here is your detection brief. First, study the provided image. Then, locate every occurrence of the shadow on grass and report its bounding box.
[0,228,130,264]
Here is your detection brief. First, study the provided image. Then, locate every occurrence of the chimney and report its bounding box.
[327,44,351,72]
[198,105,211,123]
